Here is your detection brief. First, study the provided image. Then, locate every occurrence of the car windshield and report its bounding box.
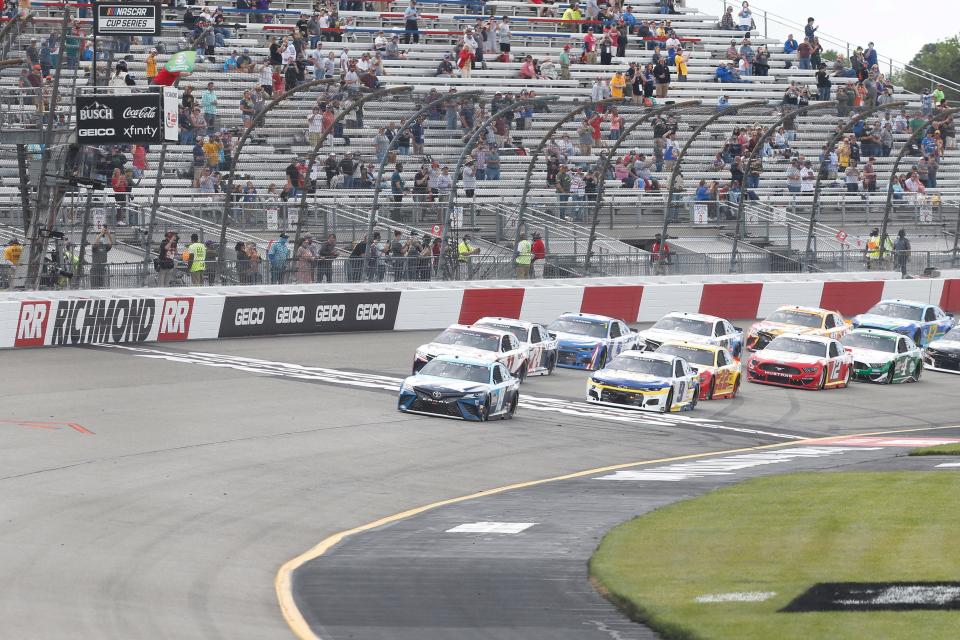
[606,356,673,377]
[652,316,713,336]
[867,302,923,321]
[766,309,823,328]
[433,329,499,351]
[941,328,960,342]
[766,336,828,357]
[418,360,490,384]
[476,322,526,342]
[656,344,716,366]
[548,318,608,338]
[841,332,896,353]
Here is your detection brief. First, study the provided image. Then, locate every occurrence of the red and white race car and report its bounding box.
[746,333,852,390]
[413,324,529,380]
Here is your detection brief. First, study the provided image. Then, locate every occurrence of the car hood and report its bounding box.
[753,349,825,365]
[637,328,712,344]
[751,321,816,336]
[845,347,896,363]
[928,339,960,352]
[403,375,488,394]
[853,314,915,332]
[592,370,672,389]
[418,343,498,362]
[552,332,602,348]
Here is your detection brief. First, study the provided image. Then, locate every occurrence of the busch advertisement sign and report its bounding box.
[94,2,161,36]
[76,93,164,144]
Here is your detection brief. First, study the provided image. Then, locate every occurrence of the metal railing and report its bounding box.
[11,248,955,292]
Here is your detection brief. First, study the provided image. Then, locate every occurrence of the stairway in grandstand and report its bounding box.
[1,0,956,270]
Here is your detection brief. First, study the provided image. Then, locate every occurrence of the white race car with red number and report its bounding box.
[413,324,529,381]
[474,316,559,376]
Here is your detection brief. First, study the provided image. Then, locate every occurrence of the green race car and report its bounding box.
[840,328,923,384]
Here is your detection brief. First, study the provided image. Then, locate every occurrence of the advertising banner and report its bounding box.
[12,296,194,347]
[93,2,161,36]
[218,291,401,338]
[76,93,163,144]
[162,86,179,142]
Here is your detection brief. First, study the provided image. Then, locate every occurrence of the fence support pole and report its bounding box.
[806,101,906,264]
[730,102,836,273]
[442,97,557,274]
[586,100,700,271]
[878,108,960,264]
[292,85,413,255]
[74,188,93,288]
[953,201,960,267]
[365,90,481,249]
[513,98,620,259]
[662,100,765,252]
[216,78,336,280]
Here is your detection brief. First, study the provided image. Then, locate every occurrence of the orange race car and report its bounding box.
[746,305,850,351]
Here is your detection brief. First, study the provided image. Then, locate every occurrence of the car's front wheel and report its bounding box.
[546,351,557,375]
[480,396,491,422]
[818,368,827,390]
[516,361,528,383]
[913,359,923,383]
[660,388,674,413]
[690,386,699,410]
[504,393,518,420]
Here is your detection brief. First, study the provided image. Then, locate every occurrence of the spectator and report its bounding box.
[110,168,129,224]
[737,1,752,31]
[90,227,113,288]
[316,233,337,283]
[531,231,546,278]
[653,58,670,98]
[403,0,420,45]
[816,64,831,100]
[893,229,911,277]
[804,17,818,42]
[845,161,860,192]
[797,37,812,70]
[784,34,798,54]
[201,82,218,133]
[268,231,290,283]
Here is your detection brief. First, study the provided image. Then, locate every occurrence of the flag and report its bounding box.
[164,50,196,73]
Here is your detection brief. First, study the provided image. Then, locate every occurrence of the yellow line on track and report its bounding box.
[275,423,960,639]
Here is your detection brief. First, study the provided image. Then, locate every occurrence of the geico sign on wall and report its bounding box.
[218,292,400,337]
[76,93,170,144]
[13,297,193,347]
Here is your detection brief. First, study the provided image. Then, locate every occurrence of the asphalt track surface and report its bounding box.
[1,326,958,639]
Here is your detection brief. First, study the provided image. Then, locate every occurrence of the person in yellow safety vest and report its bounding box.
[458,234,480,263]
[865,227,880,269]
[515,232,532,279]
[187,233,207,285]
[3,238,22,265]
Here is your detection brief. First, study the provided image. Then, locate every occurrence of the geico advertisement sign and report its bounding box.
[13,297,193,347]
[218,292,400,337]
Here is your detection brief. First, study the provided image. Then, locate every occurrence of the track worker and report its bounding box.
[457,233,481,279]
[651,233,671,275]
[531,231,546,278]
[187,233,207,285]
[515,232,533,279]
[865,227,880,270]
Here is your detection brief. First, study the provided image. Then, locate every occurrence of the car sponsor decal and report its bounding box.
[218,291,400,338]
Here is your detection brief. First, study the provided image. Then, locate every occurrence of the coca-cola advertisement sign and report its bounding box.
[76,93,165,144]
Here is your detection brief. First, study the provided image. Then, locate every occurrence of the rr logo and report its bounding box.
[157,297,193,341]
[14,301,51,347]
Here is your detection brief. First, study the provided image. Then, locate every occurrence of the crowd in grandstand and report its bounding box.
[2,0,955,287]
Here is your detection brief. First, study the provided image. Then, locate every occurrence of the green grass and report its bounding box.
[909,443,960,456]
[589,472,960,640]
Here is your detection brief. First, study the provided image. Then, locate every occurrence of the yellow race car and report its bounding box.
[655,341,741,400]
[746,305,850,351]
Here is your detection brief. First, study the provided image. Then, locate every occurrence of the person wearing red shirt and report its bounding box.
[651,233,671,274]
[588,112,603,147]
[531,230,546,278]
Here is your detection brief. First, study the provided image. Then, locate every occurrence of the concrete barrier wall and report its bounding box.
[3,271,959,349]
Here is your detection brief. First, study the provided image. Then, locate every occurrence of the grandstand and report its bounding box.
[1,0,958,288]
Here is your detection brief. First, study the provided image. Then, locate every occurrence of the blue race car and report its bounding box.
[398,355,520,421]
[852,299,955,347]
[586,351,700,413]
[547,312,640,371]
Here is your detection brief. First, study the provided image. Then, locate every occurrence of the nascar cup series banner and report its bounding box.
[93,2,162,37]
[218,292,401,338]
[76,93,176,144]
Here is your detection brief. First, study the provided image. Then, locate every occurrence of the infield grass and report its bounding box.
[589,472,960,640]
[909,443,960,456]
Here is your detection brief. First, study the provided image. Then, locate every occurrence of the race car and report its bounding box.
[398,355,520,421]
[746,333,852,390]
[746,305,849,351]
[586,351,699,413]
[547,312,639,371]
[413,324,528,379]
[636,311,744,357]
[840,328,923,384]
[473,316,559,376]
[851,299,955,347]
[655,340,741,400]
[923,327,960,374]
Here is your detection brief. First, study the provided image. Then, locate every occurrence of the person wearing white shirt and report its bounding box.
[373,31,387,52]
[665,35,680,51]
[344,67,360,89]
[339,48,351,73]
[259,62,273,93]
[356,56,370,73]
[591,77,604,102]
[800,162,815,192]
[570,170,586,221]
[322,52,335,78]
[281,41,297,65]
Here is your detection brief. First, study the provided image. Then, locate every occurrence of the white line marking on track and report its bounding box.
[935,462,960,468]
[446,522,537,534]
[695,591,777,603]
[100,345,800,438]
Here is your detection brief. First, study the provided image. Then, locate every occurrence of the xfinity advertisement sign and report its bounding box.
[218,292,401,338]
[76,93,175,144]
[94,2,161,36]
